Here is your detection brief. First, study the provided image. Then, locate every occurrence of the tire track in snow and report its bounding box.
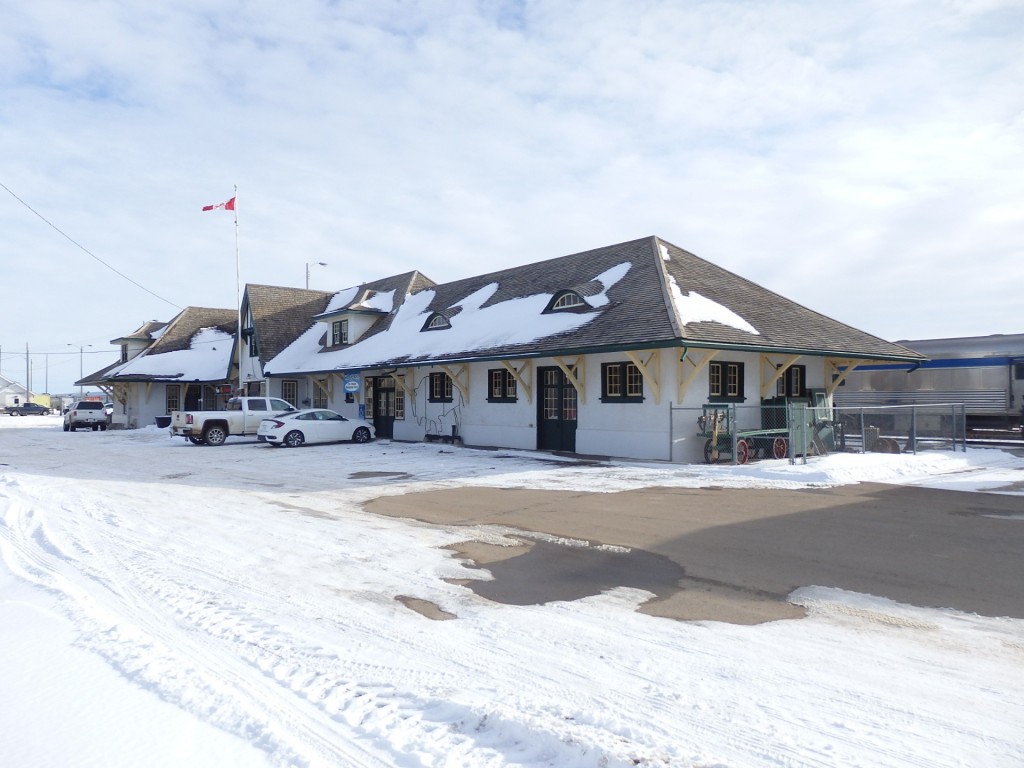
[3,475,667,766]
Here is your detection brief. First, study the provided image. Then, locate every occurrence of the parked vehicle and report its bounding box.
[63,400,107,431]
[833,333,1024,433]
[6,402,51,416]
[170,396,296,446]
[257,409,375,447]
[104,402,114,416]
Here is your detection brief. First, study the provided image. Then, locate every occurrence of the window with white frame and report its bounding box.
[281,379,298,407]
[313,380,328,409]
[165,384,180,414]
[487,369,517,402]
[709,361,745,402]
[332,319,349,346]
[395,377,406,420]
[776,365,806,397]
[601,362,644,402]
[429,372,453,402]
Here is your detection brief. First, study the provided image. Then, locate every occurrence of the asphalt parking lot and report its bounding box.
[367,482,1024,624]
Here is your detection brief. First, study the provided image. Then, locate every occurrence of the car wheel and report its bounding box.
[99,424,107,431]
[187,436,205,445]
[203,425,228,446]
[69,425,76,432]
[352,427,371,444]
[63,423,70,432]
[283,430,305,448]
[91,424,99,431]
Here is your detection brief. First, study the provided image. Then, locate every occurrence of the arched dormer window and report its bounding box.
[544,290,590,314]
[421,313,451,331]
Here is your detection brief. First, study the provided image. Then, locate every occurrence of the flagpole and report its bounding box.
[233,184,241,395]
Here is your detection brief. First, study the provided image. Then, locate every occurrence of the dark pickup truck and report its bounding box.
[5,402,51,416]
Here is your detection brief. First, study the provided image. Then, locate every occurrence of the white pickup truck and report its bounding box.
[170,396,297,446]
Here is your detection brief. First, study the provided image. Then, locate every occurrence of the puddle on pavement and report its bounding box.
[450,538,806,624]
[459,538,685,606]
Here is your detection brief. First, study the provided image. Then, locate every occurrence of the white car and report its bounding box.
[257,408,375,448]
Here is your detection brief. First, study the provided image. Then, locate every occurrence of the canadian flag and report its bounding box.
[202,197,236,212]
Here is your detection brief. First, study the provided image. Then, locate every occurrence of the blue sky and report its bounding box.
[2,0,1022,393]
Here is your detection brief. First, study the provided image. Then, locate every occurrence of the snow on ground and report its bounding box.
[1,415,1023,767]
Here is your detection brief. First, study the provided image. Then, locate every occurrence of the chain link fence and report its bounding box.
[669,401,967,465]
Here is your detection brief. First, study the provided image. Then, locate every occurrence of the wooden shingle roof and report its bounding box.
[349,236,922,367]
[146,307,237,355]
[246,285,333,364]
[109,320,168,345]
[657,239,924,360]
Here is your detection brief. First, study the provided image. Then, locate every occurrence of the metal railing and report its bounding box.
[669,401,968,464]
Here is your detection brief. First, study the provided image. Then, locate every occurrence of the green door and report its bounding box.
[372,377,395,439]
[537,366,577,452]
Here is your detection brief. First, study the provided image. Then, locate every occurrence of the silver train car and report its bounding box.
[833,333,1024,432]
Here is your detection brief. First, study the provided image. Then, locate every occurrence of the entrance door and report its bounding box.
[373,377,396,439]
[537,366,577,452]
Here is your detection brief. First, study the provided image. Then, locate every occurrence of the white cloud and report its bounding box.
[1,0,1022,392]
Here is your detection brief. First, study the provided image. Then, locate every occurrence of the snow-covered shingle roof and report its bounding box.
[100,307,237,382]
[265,236,923,376]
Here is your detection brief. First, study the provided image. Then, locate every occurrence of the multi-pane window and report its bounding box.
[422,314,451,331]
[487,369,517,402]
[332,319,349,346]
[551,292,585,310]
[601,362,644,402]
[313,380,328,409]
[120,345,128,363]
[281,380,298,408]
[542,369,560,419]
[776,365,806,397]
[709,361,745,401]
[394,378,406,420]
[429,372,453,402]
[165,384,180,414]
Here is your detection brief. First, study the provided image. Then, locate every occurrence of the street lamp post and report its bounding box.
[305,261,327,289]
[67,344,92,396]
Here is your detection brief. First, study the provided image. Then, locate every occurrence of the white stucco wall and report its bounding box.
[261,351,833,462]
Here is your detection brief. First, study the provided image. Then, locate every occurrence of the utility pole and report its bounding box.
[306,261,327,289]
[25,342,30,402]
[68,344,92,397]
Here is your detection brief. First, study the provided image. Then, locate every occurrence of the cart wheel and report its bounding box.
[736,439,750,464]
[772,437,788,460]
[703,439,718,464]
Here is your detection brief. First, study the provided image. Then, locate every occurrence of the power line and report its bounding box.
[0,180,183,310]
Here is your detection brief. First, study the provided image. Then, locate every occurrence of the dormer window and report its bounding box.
[332,319,349,346]
[422,313,451,331]
[544,290,589,313]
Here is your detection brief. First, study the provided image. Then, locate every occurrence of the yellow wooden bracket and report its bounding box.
[825,358,865,395]
[677,349,718,402]
[397,368,418,399]
[553,356,586,403]
[625,349,661,404]
[312,376,333,401]
[761,354,801,398]
[440,363,470,404]
[501,359,533,404]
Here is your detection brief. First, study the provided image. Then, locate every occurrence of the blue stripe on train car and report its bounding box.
[851,356,1016,372]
